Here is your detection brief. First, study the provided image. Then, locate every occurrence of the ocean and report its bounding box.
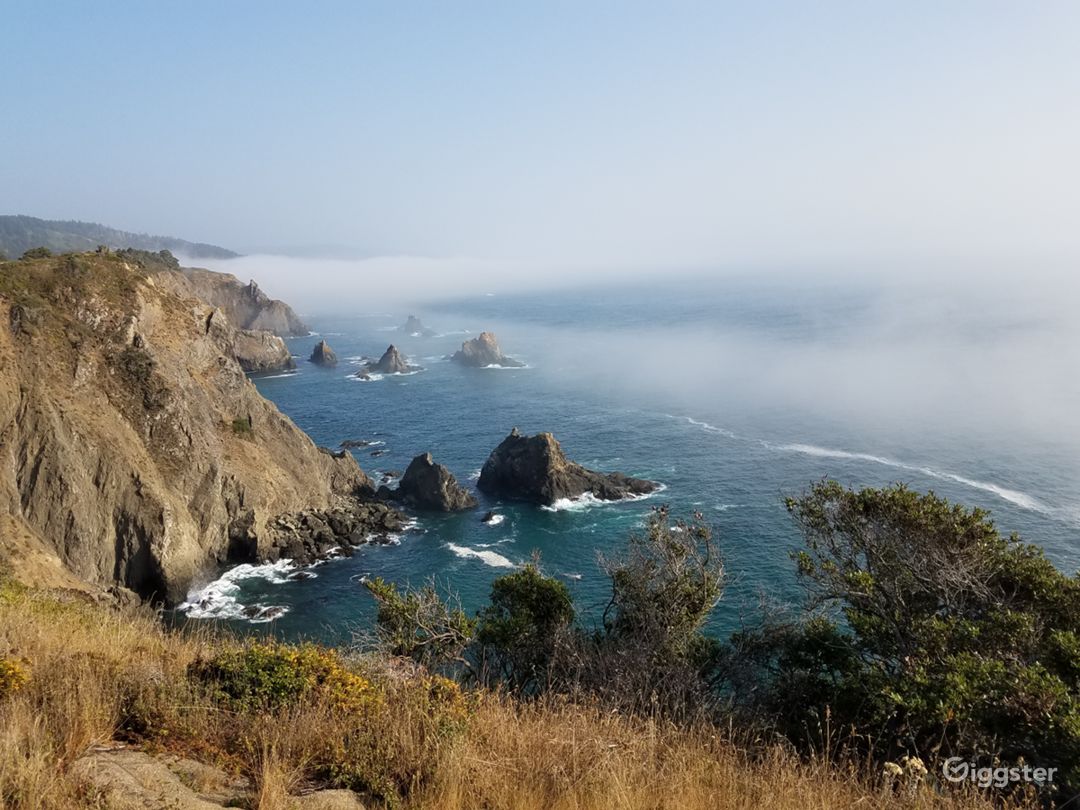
[174,275,1080,644]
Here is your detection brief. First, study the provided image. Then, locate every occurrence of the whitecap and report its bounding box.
[540,483,667,513]
[769,441,1051,515]
[178,560,296,621]
[254,371,300,380]
[684,416,736,438]
[482,513,506,526]
[445,543,515,568]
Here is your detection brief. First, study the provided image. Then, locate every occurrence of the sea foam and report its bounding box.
[445,543,515,568]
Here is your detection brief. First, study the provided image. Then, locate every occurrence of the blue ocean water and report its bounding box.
[176,277,1080,644]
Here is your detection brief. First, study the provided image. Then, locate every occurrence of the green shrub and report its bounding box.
[188,642,378,713]
[231,417,254,437]
[19,246,51,260]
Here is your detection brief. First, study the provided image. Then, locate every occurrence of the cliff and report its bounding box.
[155,267,309,336]
[0,251,375,604]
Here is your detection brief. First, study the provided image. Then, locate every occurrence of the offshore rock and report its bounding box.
[356,345,419,376]
[385,453,478,512]
[309,339,338,367]
[450,332,523,367]
[478,429,657,506]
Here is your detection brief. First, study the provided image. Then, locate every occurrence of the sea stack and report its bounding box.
[450,332,524,367]
[356,344,419,376]
[381,453,478,511]
[228,324,296,374]
[398,315,436,338]
[309,339,337,367]
[478,428,658,506]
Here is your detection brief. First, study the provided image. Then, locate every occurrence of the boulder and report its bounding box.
[450,332,524,367]
[309,339,338,367]
[388,453,478,511]
[356,344,419,376]
[398,315,436,337]
[478,429,657,506]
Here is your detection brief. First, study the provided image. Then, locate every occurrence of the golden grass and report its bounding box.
[0,580,1032,809]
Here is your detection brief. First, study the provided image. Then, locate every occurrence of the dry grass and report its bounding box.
[0,580,1032,809]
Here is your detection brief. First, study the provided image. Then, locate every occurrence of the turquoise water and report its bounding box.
[176,277,1080,644]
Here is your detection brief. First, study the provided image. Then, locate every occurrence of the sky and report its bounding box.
[3,1,1080,269]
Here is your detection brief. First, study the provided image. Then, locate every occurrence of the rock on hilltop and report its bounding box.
[380,453,477,512]
[478,429,657,506]
[451,332,524,367]
[0,251,397,604]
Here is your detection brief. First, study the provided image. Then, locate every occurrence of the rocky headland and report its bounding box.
[477,428,658,506]
[0,250,400,604]
[450,331,524,367]
[355,344,419,378]
[309,338,338,367]
[378,453,478,512]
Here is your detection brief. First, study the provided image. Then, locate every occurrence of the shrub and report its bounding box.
[231,416,254,437]
[188,642,378,714]
[20,246,52,260]
[731,481,1080,799]
[476,562,574,691]
[363,577,476,670]
[0,656,29,699]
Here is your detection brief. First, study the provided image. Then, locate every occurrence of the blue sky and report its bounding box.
[3,1,1079,266]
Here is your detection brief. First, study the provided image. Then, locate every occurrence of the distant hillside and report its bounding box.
[0,215,239,260]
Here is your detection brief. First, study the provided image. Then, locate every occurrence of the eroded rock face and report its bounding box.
[264,500,409,565]
[309,339,338,367]
[155,267,309,336]
[0,252,376,605]
[478,429,657,506]
[357,345,418,376]
[398,315,436,337]
[383,453,477,512]
[450,332,524,367]
[230,325,296,373]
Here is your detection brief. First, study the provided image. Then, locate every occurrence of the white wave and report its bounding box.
[434,329,472,337]
[715,503,740,512]
[541,483,667,513]
[445,543,515,568]
[685,417,736,438]
[563,572,583,580]
[482,513,506,526]
[468,469,482,481]
[348,373,384,382]
[482,362,530,370]
[770,442,1050,514]
[178,560,296,621]
[255,371,300,379]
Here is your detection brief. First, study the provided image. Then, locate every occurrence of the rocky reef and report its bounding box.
[356,344,419,378]
[0,251,396,604]
[263,500,409,565]
[451,332,524,367]
[379,453,477,512]
[398,315,436,337]
[478,428,657,506]
[309,339,337,367]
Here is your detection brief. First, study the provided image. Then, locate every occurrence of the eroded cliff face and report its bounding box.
[0,253,369,604]
[155,267,309,336]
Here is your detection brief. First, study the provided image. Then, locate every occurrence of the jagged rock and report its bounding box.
[231,325,296,373]
[384,453,478,512]
[357,344,419,376]
[340,438,376,449]
[398,314,436,337]
[481,510,500,524]
[478,429,657,506]
[450,332,524,367]
[309,339,338,367]
[265,501,410,565]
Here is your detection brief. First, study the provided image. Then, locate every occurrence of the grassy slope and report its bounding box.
[0,582,1028,810]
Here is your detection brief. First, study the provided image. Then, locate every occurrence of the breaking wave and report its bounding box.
[445,543,515,568]
[177,560,296,623]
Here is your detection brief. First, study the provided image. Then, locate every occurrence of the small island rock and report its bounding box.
[356,344,419,376]
[477,429,657,506]
[450,332,524,368]
[309,339,338,367]
[383,453,478,511]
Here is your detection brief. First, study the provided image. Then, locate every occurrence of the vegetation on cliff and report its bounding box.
[0,215,238,260]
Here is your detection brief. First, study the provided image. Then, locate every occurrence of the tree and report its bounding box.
[476,561,574,691]
[362,577,475,671]
[732,481,1080,797]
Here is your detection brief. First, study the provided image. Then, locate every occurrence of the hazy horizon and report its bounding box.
[5,2,1080,272]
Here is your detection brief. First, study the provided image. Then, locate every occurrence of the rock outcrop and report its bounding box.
[398,315,436,337]
[263,500,409,565]
[450,332,524,367]
[478,429,657,506]
[229,323,296,373]
[0,251,395,605]
[356,345,418,377]
[155,267,309,336]
[380,453,478,512]
[309,339,338,367]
